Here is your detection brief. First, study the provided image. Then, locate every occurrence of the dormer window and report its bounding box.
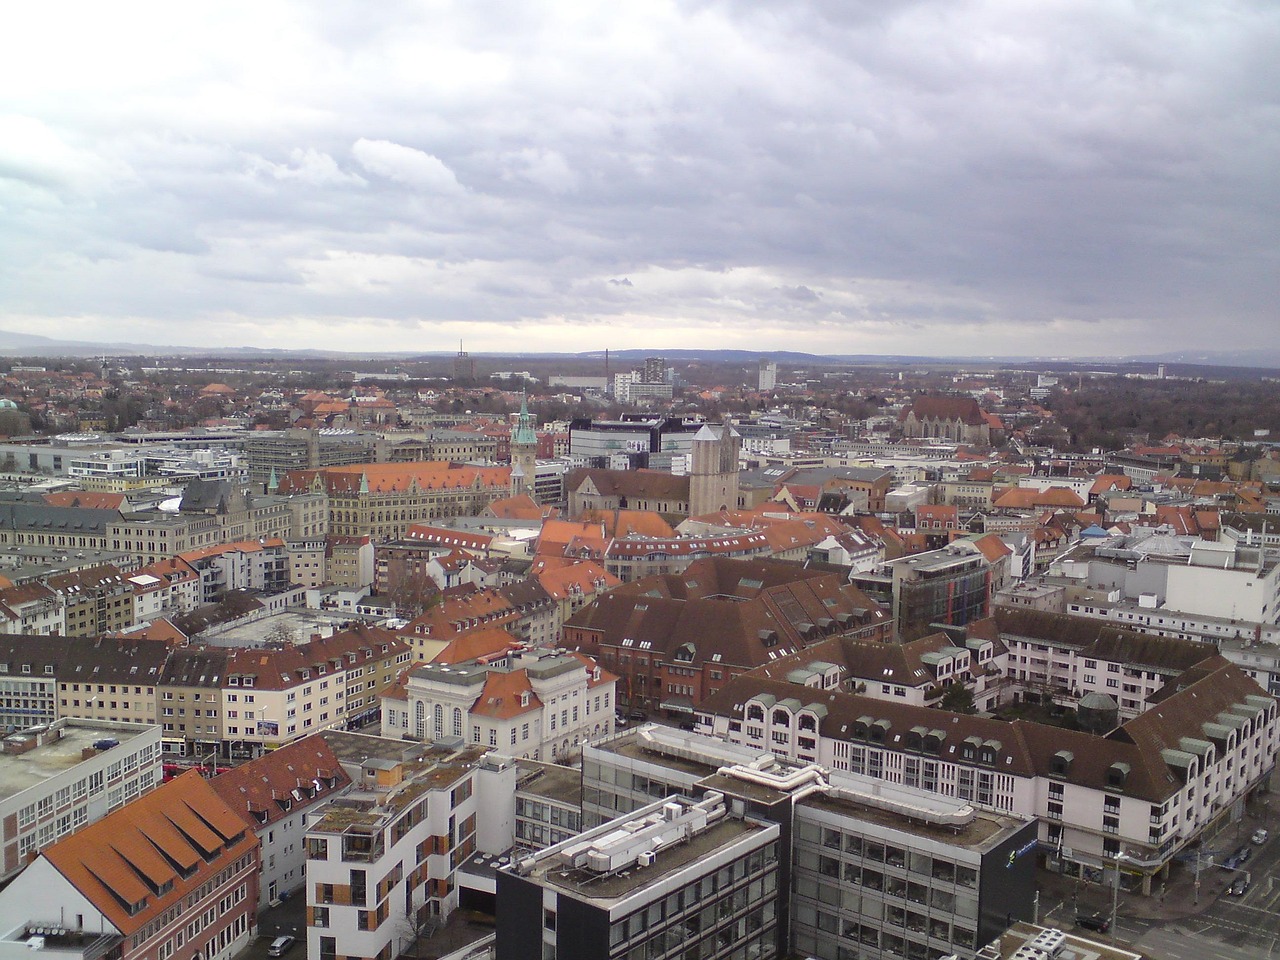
[1051,751,1073,776]
[906,726,926,751]
[1106,762,1129,789]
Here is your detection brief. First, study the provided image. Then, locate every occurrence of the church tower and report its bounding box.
[689,423,741,517]
[511,394,539,498]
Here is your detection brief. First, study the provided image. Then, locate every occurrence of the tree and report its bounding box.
[939,683,976,715]
[386,565,442,618]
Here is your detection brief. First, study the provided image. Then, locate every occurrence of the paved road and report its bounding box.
[1136,926,1278,960]
[1129,829,1280,959]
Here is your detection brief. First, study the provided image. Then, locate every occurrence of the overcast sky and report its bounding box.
[2,1,1277,357]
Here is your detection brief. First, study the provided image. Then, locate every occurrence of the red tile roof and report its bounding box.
[210,737,350,830]
[42,771,255,936]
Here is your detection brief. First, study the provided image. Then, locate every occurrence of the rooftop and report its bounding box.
[0,719,156,804]
[309,736,486,831]
[993,922,1142,960]
[799,780,1011,852]
[515,760,582,805]
[514,798,773,904]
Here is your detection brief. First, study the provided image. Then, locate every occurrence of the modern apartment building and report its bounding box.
[497,793,783,960]
[573,725,1036,960]
[303,744,487,960]
[854,543,993,642]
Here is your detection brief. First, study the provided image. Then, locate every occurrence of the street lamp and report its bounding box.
[1110,852,1133,934]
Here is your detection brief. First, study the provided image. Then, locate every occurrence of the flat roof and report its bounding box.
[320,730,432,768]
[0,721,155,804]
[591,725,771,777]
[798,788,1012,852]
[525,815,771,904]
[594,728,1022,852]
[516,760,582,805]
[996,922,1142,960]
[199,609,382,648]
[310,734,486,831]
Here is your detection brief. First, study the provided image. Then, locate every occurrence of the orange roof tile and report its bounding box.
[432,627,522,665]
[42,491,127,510]
[469,670,542,720]
[42,771,255,936]
[210,737,350,830]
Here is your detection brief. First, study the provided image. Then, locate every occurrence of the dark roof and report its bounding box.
[566,557,887,670]
[56,636,170,685]
[992,608,1217,674]
[566,468,692,501]
[159,647,229,687]
[906,395,986,426]
[701,673,1167,800]
[210,735,351,829]
[0,502,121,534]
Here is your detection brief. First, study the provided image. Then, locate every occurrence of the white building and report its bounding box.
[209,734,352,907]
[1049,532,1280,625]
[304,742,489,960]
[382,648,616,762]
[222,626,411,752]
[696,611,1280,896]
[0,719,162,882]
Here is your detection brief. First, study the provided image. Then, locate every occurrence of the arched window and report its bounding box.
[746,704,765,722]
[453,707,463,738]
[414,700,426,739]
[433,704,444,740]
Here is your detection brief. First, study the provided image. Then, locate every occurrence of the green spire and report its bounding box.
[513,391,538,446]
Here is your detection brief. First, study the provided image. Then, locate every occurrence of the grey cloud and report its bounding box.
[0,0,1276,355]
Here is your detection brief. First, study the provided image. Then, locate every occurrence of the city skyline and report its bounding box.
[2,1,1277,357]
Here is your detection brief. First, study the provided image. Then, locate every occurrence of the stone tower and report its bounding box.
[688,423,741,517]
[511,394,539,498]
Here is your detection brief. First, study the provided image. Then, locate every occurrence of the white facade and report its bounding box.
[0,720,163,881]
[698,659,1279,893]
[305,752,484,960]
[383,650,615,763]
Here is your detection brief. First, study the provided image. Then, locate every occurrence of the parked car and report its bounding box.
[1076,914,1110,933]
[1236,845,1253,864]
[1252,828,1269,845]
[267,937,296,957]
[627,709,648,722]
[1230,876,1251,896]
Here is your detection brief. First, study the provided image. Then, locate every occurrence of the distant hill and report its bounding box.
[1,328,1278,371]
